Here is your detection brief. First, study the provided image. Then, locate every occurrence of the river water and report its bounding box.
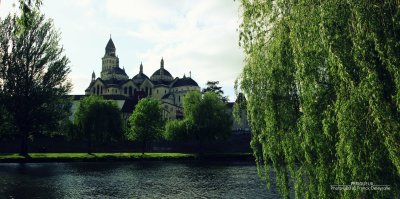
[0,161,280,198]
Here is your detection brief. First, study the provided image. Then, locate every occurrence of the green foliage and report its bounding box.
[126,98,163,154]
[164,119,190,141]
[202,81,228,102]
[185,92,232,142]
[238,1,400,198]
[232,93,247,127]
[74,95,123,152]
[0,0,71,155]
[166,91,232,152]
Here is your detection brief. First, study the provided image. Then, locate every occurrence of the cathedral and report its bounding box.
[84,37,200,119]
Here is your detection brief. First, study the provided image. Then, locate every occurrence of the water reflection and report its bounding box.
[0,161,280,198]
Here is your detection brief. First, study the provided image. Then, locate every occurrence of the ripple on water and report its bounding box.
[0,161,280,199]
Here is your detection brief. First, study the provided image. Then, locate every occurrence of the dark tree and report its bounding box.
[0,0,71,156]
[0,105,14,141]
[74,95,123,153]
[165,91,232,153]
[127,98,163,154]
[202,81,228,102]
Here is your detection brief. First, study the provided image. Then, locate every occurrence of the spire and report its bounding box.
[183,73,186,78]
[160,57,164,69]
[105,36,116,56]
[92,71,96,81]
[189,71,191,78]
[140,62,143,74]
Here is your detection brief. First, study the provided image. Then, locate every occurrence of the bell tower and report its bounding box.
[101,36,120,80]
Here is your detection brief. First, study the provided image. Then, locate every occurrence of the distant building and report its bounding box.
[82,37,200,119]
[70,37,250,135]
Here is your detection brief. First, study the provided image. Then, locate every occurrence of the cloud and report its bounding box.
[105,0,181,23]
[1,0,245,101]
[70,0,93,7]
[117,0,244,99]
[0,0,19,18]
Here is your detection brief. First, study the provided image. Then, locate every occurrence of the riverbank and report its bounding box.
[0,152,254,163]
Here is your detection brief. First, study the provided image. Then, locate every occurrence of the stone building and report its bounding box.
[84,37,200,119]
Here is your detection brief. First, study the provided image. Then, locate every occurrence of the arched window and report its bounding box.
[124,87,127,94]
[134,88,137,95]
[101,86,103,94]
[150,88,152,95]
[97,85,100,95]
[129,86,133,96]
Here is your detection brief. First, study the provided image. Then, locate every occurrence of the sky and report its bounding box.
[0,0,244,101]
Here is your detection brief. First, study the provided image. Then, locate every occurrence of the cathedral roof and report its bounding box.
[109,67,128,76]
[152,79,173,86]
[105,38,116,52]
[132,62,149,84]
[103,78,126,86]
[85,79,96,91]
[132,73,149,84]
[121,98,139,113]
[71,95,128,100]
[151,68,173,79]
[171,77,199,87]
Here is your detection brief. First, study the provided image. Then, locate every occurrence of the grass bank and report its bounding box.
[0,153,253,163]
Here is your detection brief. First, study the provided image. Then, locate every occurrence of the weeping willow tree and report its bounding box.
[238,0,400,198]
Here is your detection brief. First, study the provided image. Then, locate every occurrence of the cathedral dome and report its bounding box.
[132,62,150,84]
[150,68,173,79]
[150,58,174,84]
[150,68,174,84]
[172,77,199,87]
[132,73,149,84]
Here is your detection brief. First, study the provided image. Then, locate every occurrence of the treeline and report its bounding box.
[238,0,400,198]
[68,90,232,155]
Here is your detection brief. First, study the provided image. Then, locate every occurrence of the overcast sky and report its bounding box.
[0,0,244,101]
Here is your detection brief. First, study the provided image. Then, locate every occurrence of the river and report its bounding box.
[0,161,280,198]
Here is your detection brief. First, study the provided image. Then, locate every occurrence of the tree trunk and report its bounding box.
[19,131,29,157]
